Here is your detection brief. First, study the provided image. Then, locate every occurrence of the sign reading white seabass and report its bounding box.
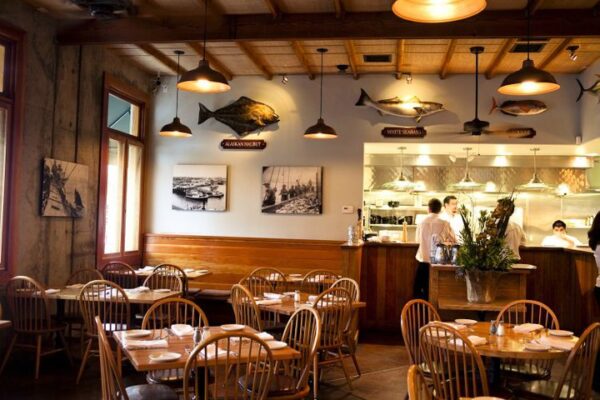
[381,127,427,138]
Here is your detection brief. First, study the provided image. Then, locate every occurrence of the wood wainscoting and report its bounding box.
[143,234,346,290]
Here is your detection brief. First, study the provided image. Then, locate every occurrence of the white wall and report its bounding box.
[580,59,600,142]
[147,73,584,241]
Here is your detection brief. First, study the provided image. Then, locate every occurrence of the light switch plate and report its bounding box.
[342,205,354,214]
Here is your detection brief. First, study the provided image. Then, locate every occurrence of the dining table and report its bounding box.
[254,292,367,316]
[112,325,301,372]
[134,267,212,280]
[43,286,181,305]
[0,320,11,330]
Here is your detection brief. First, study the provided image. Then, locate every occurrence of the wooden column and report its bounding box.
[341,244,363,282]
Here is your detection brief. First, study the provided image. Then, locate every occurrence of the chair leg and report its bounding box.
[336,347,353,390]
[313,354,319,400]
[76,338,93,384]
[350,352,361,377]
[58,331,74,366]
[35,334,42,380]
[0,334,17,377]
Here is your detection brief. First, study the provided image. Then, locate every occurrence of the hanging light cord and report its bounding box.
[202,0,208,61]
[465,148,470,176]
[526,5,531,61]
[319,50,324,119]
[474,50,479,119]
[175,52,181,117]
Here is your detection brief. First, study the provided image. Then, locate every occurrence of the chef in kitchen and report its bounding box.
[541,220,583,248]
[440,195,465,241]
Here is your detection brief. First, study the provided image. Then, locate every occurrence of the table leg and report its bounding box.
[116,345,122,377]
[488,357,501,388]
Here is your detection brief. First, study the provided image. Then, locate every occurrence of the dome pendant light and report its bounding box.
[160,50,192,137]
[177,0,230,94]
[383,147,415,191]
[449,147,484,191]
[498,8,559,96]
[392,0,487,23]
[304,48,338,139]
[516,148,554,192]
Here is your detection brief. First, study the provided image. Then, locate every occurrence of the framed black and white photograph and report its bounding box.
[172,165,228,211]
[261,166,323,215]
[41,158,88,218]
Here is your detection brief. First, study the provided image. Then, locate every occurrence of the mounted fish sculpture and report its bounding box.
[198,96,279,137]
[355,89,445,122]
[576,75,600,102]
[489,97,547,116]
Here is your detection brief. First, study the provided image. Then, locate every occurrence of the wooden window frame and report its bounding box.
[0,22,24,282]
[96,74,148,268]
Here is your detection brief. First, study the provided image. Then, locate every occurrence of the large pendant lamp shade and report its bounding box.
[392,0,486,23]
[498,8,559,96]
[304,48,338,139]
[177,0,230,94]
[449,147,484,191]
[516,148,554,192]
[160,50,192,138]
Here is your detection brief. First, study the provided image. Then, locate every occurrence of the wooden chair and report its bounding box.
[513,322,600,400]
[239,274,275,297]
[153,264,188,295]
[301,269,341,294]
[267,307,322,400]
[496,299,560,380]
[182,332,275,400]
[420,322,490,400]
[0,276,73,379]
[77,280,130,384]
[407,364,432,400]
[102,261,138,289]
[95,316,177,400]
[142,271,183,292]
[400,299,441,372]
[248,267,288,293]
[231,284,263,331]
[312,287,353,398]
[332,277,362,377]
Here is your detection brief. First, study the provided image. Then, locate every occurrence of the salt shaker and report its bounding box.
[201,326,211,343]
[496,321,505,336]
[489,320,497,335]
[193,326,202,346]
[294,290,301,304]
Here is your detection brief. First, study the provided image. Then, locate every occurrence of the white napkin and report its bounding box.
[513,323,544,334]
[124,339,168,350]
[66,283,84,289]
[441,322,467,330]
[171,324,194,337]
[199,344,233,360]
[184,268,195,273]
[142,266,155,271]
[45,288,60,294]
[451,335,488,347]
[256,299,282,306]
[537,336,575,351]
[263,292,284,300]
[125,286,151,294]
[256,332,274,341]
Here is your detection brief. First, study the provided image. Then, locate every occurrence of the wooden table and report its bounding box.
[134,268,212,280]
[0,320,11,330]
[255,292,366,316]
[113,326,301,372]
[44,287,181,305]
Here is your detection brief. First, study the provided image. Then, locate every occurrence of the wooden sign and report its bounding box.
[381,127,427,138]
[220,139,267,150]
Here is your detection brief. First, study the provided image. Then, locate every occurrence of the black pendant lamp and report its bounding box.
[498,8,559,96]
[304,48,338,140]
[160,50,192,137]
[177,0,230,94]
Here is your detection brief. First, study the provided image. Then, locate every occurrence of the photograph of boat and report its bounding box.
[261,166,322,215]
[172,165,227,211]
[41,158,88,217]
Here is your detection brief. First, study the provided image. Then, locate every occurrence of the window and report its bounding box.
[97,75,147,268]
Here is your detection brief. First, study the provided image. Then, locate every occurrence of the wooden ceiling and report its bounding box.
[25,0,600,79]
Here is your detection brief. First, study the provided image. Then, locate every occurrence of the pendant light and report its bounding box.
[160,50,192,138]
[383,147,415,191]
[463,46,490,135]
[498,8,559,96]
[449,147,484,191]
[517,148,554,192]
[304,48,338,139]
[177,0,230,94]
[392,0,487,23]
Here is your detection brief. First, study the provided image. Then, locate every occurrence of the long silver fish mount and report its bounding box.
[489,97,548,116]
[355,89,445,122]
[576,75,600,102]
[198,96,280,137]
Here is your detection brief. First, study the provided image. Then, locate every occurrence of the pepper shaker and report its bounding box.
[489,320,497,335]
[193,326,202,346]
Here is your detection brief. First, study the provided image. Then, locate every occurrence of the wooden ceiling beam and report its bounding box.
[485,38,517,79]
[395,39,405,79]
[187,42,233,81]
[291,41,315,80]
[527,0,545,15]
[344,40,359,80]
[57,10,600,45]
[136,43,187,75]
[439,39,456,80]
[237,42,273,80]
[538,38,572,70]
[333,0,345,19]
[263,0,281,19]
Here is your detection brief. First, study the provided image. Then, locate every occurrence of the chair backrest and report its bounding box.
[101,262,137,289]
[401,299,441,365]
[142,271,183,292]
[420,322,489,400]
[230,284,263,331]
[142,297,209,330]
[301,269,341,294]
[331,278,360,301]
[280,307,322,392]
[554,322,600,400]
[5,276,52,333]
[407,364,432,400]
[313,287,352,349]
[247,267,288,293]
[239,274,274,297]
[67,268,103,285]
[183,332,274,400]
[153,263,188,294]
[79,280,130,337]
[95,316,129,400]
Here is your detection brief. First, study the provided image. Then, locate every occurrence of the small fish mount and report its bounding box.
[381,126,427,138]
[220,139,267,150]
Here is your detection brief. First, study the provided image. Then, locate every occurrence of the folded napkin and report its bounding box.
[513,323,544,334]
[66,283,84,289]
[199,344,233,360]
[142,266,155,271]
[256,332,274,341]
[537,336,575,351]
[184,268,195,273]
[263,292,284,300]
[256,299,282,306]
[171,324,194,337]
[35,288,60,295]
[125,286,151,294]
[124,339,168,350]
[440,322,467,330]
[450,335,488,347]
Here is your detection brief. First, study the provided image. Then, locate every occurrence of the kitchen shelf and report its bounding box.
[370,224,417,228]
[368,206,428,211]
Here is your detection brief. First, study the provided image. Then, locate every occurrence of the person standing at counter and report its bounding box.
[440,195,464,241]
[541,220,583,248]
[414,198,457,299]
[588,211,600,392]
[505,220,526,260]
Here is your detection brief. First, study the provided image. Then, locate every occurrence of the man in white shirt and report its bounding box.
[505,220,526,260]
[414,198,457,298]
[541,220,583,248]
[440,195,464,241]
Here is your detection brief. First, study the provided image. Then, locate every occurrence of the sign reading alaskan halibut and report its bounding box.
[220,139,267,150]
[490,97,548,116]
[576,75,600,102]
[381,127,427,138]
[355,89,445,122]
